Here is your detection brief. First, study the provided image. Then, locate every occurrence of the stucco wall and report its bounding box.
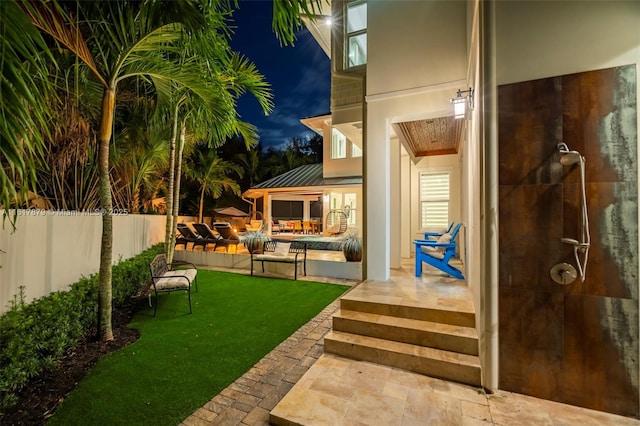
[363,0,468,280]
[0,213,166,313]
[322,122,363,178]
[367,0,467,96]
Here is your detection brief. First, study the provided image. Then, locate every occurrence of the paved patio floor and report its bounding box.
[179,265,639,426]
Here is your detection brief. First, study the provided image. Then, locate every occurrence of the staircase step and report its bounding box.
[324,331,481,387]
[340,298,475,328]
[333,309,478,356]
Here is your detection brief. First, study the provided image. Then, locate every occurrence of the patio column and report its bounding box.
[390,137,401,269]
[303,199,310,221]
[365,106,391,281]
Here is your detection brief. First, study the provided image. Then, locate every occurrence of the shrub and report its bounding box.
[0,244,163,411]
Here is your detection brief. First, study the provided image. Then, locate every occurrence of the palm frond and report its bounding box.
[0,1,55,220]
[225,53,274,115]
[272,0,324,46]
[19,0,104,86]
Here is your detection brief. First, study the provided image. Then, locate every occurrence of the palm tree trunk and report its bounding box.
[198,185,206,223]
[164,103,180,254]
[168,120,187,264]
[97,87,115,342]
[131,187,140,213]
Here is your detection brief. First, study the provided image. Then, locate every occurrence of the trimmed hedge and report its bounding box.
[0,244,164,410]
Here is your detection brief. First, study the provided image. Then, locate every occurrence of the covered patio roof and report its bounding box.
[243,163,362,199]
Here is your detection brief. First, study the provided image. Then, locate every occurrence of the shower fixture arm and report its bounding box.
[556,142,591,282]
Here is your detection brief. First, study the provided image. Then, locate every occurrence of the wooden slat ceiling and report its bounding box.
[397,116,463,157]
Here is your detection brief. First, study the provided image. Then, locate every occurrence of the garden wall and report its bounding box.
[174,250,363,281]
[0,212,169,314]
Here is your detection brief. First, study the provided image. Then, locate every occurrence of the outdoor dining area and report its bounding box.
[271,219,321,235]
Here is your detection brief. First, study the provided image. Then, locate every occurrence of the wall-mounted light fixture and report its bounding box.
[451,88,474,119]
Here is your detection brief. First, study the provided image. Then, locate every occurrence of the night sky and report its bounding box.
[229,0,331,149]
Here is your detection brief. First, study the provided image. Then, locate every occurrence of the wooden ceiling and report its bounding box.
[397,116,463,157]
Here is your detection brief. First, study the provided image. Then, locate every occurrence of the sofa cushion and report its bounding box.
[255,254,297,263]
[154,269,196,290]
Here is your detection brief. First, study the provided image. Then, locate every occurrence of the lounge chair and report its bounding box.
[278,220,294,233]
[271,220,280,234]
[212,222,245,252]
[414,222,464,279]
[176,223,211,250]
[192,223,223,251]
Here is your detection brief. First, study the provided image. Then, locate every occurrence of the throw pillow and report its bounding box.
[273,242,291,256]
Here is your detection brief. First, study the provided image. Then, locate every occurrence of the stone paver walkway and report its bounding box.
[180,299,340,426]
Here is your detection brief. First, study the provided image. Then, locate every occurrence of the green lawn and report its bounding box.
[49,270,349,426]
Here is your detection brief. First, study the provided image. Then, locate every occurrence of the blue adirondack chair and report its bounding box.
[423,221,455,240]
[414,222,464,279]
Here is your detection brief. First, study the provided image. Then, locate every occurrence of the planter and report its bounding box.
[342,234,362,262]
[244,231,270,254]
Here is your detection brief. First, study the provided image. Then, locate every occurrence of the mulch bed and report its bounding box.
[1,300,143,426]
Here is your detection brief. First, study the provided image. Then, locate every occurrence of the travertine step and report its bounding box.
[324,330,482,387]
[340,298,475,327]
[333,309,478,356]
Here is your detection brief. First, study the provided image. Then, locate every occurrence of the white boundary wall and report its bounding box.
[0,211,167,313]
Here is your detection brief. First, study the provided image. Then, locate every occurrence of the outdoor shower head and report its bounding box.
[559,151,582,165]
[557,143,582,165]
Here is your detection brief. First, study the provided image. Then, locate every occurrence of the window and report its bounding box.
[351,141,362,158]
[420,172,450,229]
[331,128,347,159]
[346,1,367,68]
[344,193,357,225]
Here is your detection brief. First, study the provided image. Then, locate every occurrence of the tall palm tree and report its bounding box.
[12,0,321,341]
[162,28,273,263]
[184,148,243,223]
[23,0,227,341]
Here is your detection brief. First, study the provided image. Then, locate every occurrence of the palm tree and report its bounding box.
[23,0,228,341]
[111,94,169,212]
[184,147,243,223]
[162,33,273,264]
[13,0,321,341]
[236,146,263,188]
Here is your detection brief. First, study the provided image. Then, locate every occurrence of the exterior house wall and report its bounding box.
[495,1,640,417]
[364,0,468,280]
[322,122,363,178]
[367,0,467,96]
[0,213,166,314]
[409,154,461,253]
[332,75,364,110]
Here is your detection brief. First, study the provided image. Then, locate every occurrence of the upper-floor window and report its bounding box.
[331,128,347,159]
[420,172,450,229]
[351,142,362,158]
[346,1,367,68]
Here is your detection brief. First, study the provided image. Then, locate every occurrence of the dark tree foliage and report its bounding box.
[177,132,323,217]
